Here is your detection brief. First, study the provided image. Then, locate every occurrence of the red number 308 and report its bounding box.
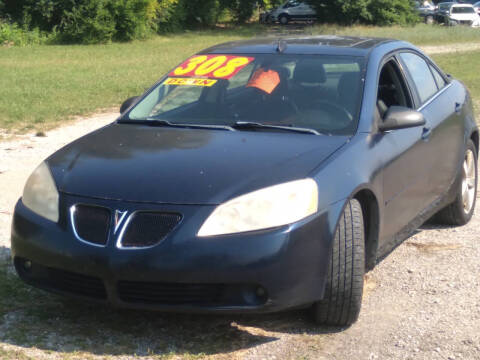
[171,55,254,80]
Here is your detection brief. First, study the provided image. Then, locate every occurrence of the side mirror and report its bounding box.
[378,106,426,132]
[120,96,140,114]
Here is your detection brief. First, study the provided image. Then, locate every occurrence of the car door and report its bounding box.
[398,51,464,206]
[298,2,315,17]
[376,57,433,252]
[286,1,302,18]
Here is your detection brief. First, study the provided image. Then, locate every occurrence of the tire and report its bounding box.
[435,140,477,226]
[279,14,289,25]
[425,15,434,25]
[311,198,365,326]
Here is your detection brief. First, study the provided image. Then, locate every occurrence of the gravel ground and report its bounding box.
[1,112,479,360]
[0,112,117,262]
[421,42,480,55]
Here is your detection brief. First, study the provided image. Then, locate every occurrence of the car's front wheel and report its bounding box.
[279,14,289,25]
[448,19,458,26]
[311,198,365,326]
[436,140,477,225]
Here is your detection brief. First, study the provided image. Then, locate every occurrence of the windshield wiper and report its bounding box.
[232,121,320,135]
[119,119,234,131]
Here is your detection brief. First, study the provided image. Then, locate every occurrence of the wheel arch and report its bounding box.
[353,189,380,271]
[470,130,478,155]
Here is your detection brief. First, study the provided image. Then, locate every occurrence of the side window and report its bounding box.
[377,59,413,118]
[429,65,446,90]
[399,52,438,104]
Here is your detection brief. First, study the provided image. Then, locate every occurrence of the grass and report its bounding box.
[0,24,479,133]
[310,23,480,46]
[0,29,253,132]
[432,50,480,114]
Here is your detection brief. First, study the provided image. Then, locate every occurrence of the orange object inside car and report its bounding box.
[246,68,281,94]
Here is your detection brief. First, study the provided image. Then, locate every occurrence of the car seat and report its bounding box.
[337,72,361,116]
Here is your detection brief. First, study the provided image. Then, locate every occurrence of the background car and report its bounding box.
[442,3,480,26]
[262,0,316,24]
[435,1,458,22]
[473,1,480,14]
[11,36,478,327]
[414,1,437,23]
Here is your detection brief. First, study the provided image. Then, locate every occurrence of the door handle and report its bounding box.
[422,127,432,141]
[455,102,462,113]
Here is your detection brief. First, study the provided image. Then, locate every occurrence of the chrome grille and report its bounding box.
[71,204,111,246]
[118,212,181,248]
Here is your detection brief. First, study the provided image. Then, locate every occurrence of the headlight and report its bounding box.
[22,162,59,222]
[197,179,318,237]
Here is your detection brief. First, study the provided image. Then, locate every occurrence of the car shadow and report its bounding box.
[0,260,343,358]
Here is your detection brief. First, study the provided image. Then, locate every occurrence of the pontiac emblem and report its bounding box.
[114,210,128,234]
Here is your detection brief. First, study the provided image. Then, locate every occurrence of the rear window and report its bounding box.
[452,6,475,13]
[127,54,366,136]
[400,52,438,104]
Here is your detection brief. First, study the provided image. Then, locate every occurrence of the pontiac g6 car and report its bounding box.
[11,36,477,326]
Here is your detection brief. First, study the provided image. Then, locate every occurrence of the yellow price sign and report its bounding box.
[170,55,254,79]
[164,77,218,87]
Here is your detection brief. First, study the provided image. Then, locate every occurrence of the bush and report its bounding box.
[222,0,257,23]
[2,0,159,44]
[107,0,158,41]
[156,0,187,32]
[306,0,417,26]
[182,0,221,26]
[367,0,418,26]
[0,20,49,46]
[59,1,115,44]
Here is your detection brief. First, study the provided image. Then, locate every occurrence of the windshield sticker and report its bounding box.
[170,55,254,80]
[246,68,280,94]
[165,77,218,87]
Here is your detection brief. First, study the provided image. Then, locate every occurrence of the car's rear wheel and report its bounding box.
[279,14,289,25]
[448,19,458,26]
[311,198,365,326]
[435,140,477,226]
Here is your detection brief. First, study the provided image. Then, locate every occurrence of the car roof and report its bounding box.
[452,2,475,6]
[199,36,397,57]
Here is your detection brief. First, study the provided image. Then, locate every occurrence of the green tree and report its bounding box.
[220,0,257,23]
[305,0,417,26]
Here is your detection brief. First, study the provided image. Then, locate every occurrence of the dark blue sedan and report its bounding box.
[11,36,478,326]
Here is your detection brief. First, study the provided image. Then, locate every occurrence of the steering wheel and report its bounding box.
[280,95,300,115]
[304,100,354,131]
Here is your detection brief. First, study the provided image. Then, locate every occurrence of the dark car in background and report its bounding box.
[414,1,437,23]
[11,36,478,326]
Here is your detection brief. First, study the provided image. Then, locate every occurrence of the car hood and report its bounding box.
[47,123,348,205]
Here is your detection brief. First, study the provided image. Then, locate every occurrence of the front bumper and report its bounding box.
[11,194,339,313]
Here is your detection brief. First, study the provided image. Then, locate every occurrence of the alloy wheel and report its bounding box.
[462,149,476,214]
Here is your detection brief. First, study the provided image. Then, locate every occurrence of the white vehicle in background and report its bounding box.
[473,2,480,15]
[263,0,316,25]
[441,3,480,27]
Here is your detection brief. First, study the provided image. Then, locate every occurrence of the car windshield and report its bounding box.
[439,3,454,10]
[125,54,365,136]
[452,6,475,13]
